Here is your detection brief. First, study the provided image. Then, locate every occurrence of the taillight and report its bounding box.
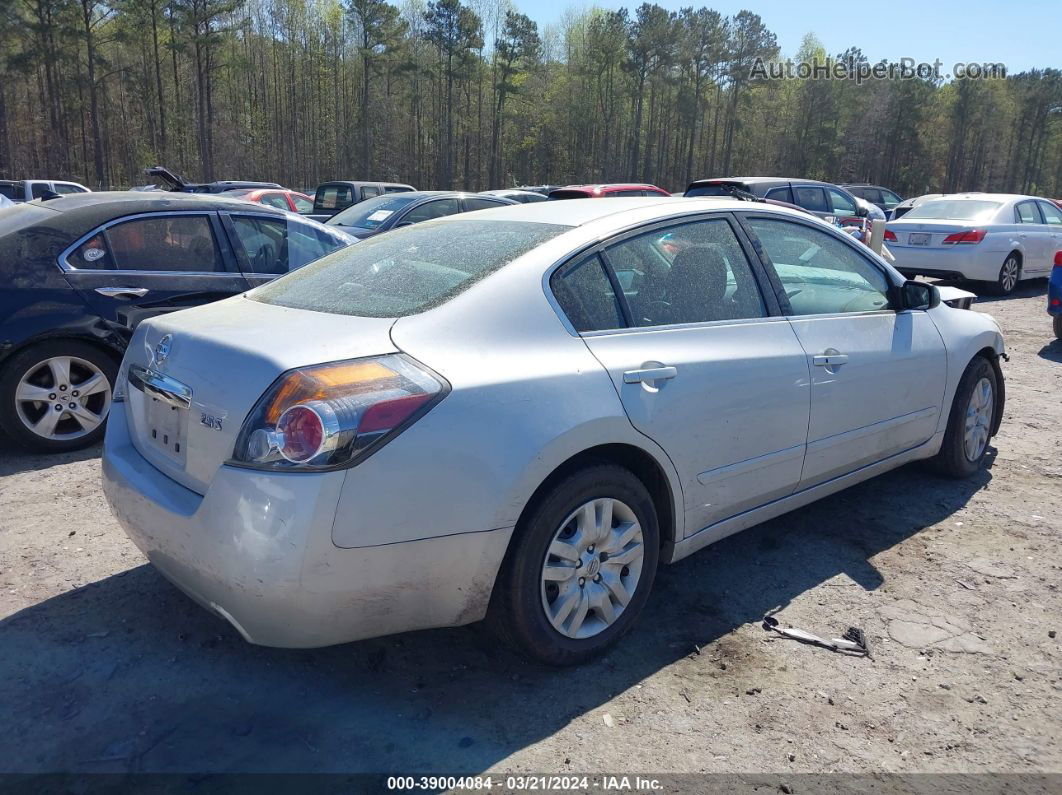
[231,354,448,470]
[1054,250,1062,267]
[883,229,897,242]
[942,229,987,244]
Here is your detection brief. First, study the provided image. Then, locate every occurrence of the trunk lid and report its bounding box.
[122,295,397,494]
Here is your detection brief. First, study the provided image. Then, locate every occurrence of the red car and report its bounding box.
[548,183,671,199]
[220,188,314,214]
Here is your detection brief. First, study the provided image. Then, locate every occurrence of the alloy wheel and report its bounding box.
[1000,257,1019,293]
[14,355,112,442]
[539,497,645,639]
[963,376,993,462]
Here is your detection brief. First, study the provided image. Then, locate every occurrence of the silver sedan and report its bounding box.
[102,198,1006,665]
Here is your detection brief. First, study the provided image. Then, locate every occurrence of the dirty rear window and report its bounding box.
[248,219,569,317]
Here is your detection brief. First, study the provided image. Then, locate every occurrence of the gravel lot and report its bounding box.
[1,281,1060,777]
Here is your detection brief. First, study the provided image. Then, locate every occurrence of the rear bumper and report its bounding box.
[1049,275,1062,316]
[102,407,512,647]
[889,246,1004,282]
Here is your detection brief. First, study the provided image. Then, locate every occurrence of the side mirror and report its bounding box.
[899,280,940,310]
[395,221,414,228]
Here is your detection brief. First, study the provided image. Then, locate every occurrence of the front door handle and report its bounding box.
[813,351,849,367]
[623,366,678,384]
[96,287,149,299]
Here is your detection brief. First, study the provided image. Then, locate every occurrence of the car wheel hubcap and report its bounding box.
[540,497,644,640]
[963,377,993,462]
[14,356,111,441]
[1001,259,1018,291]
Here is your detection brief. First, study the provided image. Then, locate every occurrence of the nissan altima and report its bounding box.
[102,198,1006,665]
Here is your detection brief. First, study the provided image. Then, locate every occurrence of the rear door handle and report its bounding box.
[623,366,678,384]
[813,352,849,367]
[96,287,149,299]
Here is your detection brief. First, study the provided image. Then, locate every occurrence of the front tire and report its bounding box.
[929,356,998,478]
[489,463,660,666]
[0,340,118,453]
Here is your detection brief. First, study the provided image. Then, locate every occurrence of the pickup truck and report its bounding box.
[307,180,415,222]
[0,179,91,202]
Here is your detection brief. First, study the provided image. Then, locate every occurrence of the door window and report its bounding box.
[792,187,828,213]
[827,188,857,215]
[880,189,902,209]
[361,185,381,199]
[68,233,116,270]
[1038,201,1062,226]
[612,189,645,197]
[259,193,290,210]
[746,217,891,315]
[103,215,224,272]
[550,254,624,332]
[31,183,50,199]
[765,186,793,203]
[402,198,460,225]
[463,197,505,212]
[231,216,346,274]
[1016,201,1043,224]
[605,218,766,327]
[315,184,353,212]
[54,183,87,194]
[385,185,411,193]
[291,194,314,213]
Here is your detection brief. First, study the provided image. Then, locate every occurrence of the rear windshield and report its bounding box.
[0,183,21,200]
[329,194,419,229]
[904,200,1002,222]
[684,183,743,197]
[249,219,569,317]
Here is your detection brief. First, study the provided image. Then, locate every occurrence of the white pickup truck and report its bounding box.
[0,179,91,203]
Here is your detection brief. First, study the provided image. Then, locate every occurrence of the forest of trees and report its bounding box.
[0,0,1060,197]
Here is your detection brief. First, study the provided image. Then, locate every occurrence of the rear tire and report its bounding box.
[928,356,997,478]
[988,254,1021,296]
[489,463,660,666]
[0,340,118,453]
[1054,315,1062,340]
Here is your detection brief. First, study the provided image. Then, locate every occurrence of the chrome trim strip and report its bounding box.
[128,364,192,410]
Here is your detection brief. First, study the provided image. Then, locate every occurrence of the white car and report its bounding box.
[886,193,1062,294]
[102,198,1006,665]
[0,179,91,203]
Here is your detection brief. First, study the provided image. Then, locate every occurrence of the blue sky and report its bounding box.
[524,0,1060,75]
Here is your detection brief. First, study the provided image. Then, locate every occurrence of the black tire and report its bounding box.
[1054,315,1062,340]
[489,463,660,666]
[987,254,1021,296]
[928,356,998,478]
[0,340,119,453]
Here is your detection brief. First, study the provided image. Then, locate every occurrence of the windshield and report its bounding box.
[904,200,1001,222]
[329,194,419,229]
[249,219,569,317]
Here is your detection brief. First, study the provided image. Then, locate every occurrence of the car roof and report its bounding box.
[318,180,414,188]
[918,193,1038,203]
[22,190,287,215]
[447,196,819,229]
[557,183,664,192]
[689,176,833,187]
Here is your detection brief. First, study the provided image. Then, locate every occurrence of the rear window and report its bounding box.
[904,200,1002,222]
[249,219,569,317]
[0,183,23,201]
[684,183,743,197]
[329,194,418,229]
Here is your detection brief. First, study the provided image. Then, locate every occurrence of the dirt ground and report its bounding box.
[1,281,1060,779]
